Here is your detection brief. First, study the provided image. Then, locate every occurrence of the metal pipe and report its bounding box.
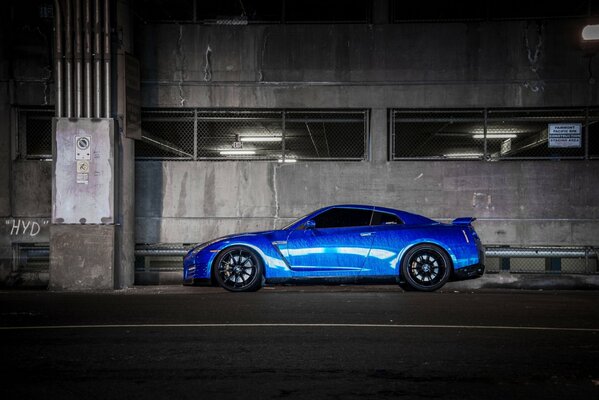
[103,0,110,118]
[65,0,72,118]
[54,0,63,117]
[84,0,92,117]
[83,0,92,118]
[93,0,101,118]
[74,0,82,117]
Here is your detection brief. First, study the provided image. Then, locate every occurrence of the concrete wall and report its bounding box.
[0,6,55,284]
[135,160,599,247]
[137,20,595,108]
[134,19,599,248]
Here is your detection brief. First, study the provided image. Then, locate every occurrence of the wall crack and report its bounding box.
[176,24,187,106]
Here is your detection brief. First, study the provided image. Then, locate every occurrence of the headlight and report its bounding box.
[189,238,225,257]
[189,242,209,257]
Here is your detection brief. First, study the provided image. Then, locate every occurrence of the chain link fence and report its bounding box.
[391,109,485,159]
[14,106,599,162]
[17,107,54,160]
[391,108,595,161]
[138,109,369,161]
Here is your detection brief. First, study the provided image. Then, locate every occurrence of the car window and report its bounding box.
[311,208,373,229]
[371,211,403,226]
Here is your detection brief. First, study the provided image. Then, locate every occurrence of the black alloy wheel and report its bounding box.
[214,246,263,292]
[401,244,451,292]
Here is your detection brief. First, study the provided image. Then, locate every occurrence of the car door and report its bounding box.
[285,207,375,273]
[360,210,408,277]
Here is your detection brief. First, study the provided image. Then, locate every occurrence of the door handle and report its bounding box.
[360,232,374,237]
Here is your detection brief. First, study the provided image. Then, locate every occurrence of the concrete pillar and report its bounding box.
[0,82,12,283]
[114,0,136,288]
[0,14,11,217]
[370,108,388,163]
[49,0,136,290]
[50,117,116,290]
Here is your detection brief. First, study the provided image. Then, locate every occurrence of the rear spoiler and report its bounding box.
[451,217,476,226]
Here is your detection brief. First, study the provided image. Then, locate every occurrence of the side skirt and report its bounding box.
[265,276,398,285]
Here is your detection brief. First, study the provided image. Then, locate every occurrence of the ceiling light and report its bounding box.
[582,24,599,41]
[472,134,517,139]
[471,127,524,134]
[443,153,483,159]
[240,137,282,142]
[219,150,256,155]
[278,158,297,163]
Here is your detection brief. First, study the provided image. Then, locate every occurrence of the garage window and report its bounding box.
[137,109,369,161]
[16,107,54,160]
[390,108,595,160]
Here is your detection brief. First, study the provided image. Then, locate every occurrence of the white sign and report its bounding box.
[548,123,581,148]
[77,173,89,184]
[75,136,92,159]
[500,138,512,155]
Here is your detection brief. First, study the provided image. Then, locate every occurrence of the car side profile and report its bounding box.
[183,205,485,292]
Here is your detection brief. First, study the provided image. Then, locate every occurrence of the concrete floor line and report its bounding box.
[1,323,598,332]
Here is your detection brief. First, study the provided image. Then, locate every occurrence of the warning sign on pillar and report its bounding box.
[77,161,90,184]
[77,173,89,184]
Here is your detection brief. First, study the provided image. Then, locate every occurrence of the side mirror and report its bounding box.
[304,219,316,229]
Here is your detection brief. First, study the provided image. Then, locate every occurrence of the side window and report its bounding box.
[312,208,373,229]
[371,211,403,226]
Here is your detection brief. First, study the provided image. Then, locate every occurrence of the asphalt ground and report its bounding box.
[1,285,599,399]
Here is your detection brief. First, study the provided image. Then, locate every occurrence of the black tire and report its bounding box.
[400,244,451,292]
[213,246,263,292]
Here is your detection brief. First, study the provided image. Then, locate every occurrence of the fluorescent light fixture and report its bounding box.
[472,134,517,139]
[219,150,256,155]
[278,158,297,163]
[240,137,282,142]
[444,153,483,159]
[582,24,599,41]
[471,127,523,134]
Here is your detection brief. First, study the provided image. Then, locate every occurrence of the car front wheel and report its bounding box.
[400,244,451,292]
[214,246,263,292]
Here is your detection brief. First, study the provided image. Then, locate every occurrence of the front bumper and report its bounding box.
[452,263,485,280]
[183,278,212,286]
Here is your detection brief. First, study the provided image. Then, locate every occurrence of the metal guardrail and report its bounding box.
[12,245,599,275]
[484,247,594,258]
[135,246,190,257]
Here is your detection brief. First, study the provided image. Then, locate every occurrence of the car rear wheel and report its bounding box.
[400,244,451,292]
[214,246,263,292]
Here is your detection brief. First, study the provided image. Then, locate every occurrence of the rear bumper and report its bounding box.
[452,263,485,280]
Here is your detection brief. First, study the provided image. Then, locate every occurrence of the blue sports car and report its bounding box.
[183,205,484,292]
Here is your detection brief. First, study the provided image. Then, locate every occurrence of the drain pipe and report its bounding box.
[93,0,101,117]
[103,0,110,118]
[83,0,92,117]
[64,0,72,118]
[54,0,63,117]
[74,0,82,117]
